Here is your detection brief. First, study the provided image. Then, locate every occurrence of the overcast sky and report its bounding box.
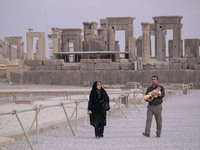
[0,0,199,53]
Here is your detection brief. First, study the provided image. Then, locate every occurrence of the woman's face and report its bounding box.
[97,82,101,90]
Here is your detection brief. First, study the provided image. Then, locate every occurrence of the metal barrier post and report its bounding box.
[35,107,39,143]
[61,103,75,136]
[28,108,41,135]
[13,110,34,150]
[128,91,140,113]
[70,102,80,120]
[113,97,127,119]
[75,101,78,131]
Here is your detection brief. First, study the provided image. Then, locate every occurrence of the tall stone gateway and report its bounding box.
[26,29,46,60]
[61,29,82,52]
[152,16,183,61]
[4,37,24,60]
[105,17,136,61]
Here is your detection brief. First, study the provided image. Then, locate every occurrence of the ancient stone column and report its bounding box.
[17,42,23,59]
[125,23,133,51]
[141,22,151,62]
[18,42,24,59]
[162,30,167,60]
[173,24,182,58]
[26,29,34,60]
[127,22,135,60]
[36,35,46,60]
[115,41,120,61]
[136,36,142,57]
[168,40,173,58]
[52,28,61,53]
[108,28,115,51]
[155,23,164,61]
[4,39,10,59]
[129,37,136,61]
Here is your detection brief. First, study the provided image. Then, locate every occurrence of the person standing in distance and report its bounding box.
[88,81,110,139]
[143,75,165,138]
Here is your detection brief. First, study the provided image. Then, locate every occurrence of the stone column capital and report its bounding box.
[141,22,150,30]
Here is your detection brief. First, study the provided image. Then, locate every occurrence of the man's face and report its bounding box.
[152,77,158,85]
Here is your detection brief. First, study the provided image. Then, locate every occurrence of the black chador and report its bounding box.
[88,81,109,138]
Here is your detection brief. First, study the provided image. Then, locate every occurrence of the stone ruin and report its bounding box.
[4,37,24,60]
[26,29,46,60]
[0,16,200,87]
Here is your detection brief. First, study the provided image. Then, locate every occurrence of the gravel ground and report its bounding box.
[1,90,200,150]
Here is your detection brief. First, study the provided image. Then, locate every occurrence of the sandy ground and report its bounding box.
[0,88,199,150]
[0,83,131,144]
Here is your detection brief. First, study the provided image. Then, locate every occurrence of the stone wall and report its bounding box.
[169,58,200,70]
[142,58,200,70]
[20,59,65,71]
[10,69,200,86]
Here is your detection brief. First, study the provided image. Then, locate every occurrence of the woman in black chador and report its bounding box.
[88,81,110,139]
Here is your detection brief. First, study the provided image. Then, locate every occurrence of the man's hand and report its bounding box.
[146,98,153,102]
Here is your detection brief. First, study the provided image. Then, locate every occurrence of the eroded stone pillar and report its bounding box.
[136,36,142,57]
[155,23,164,61]
[17,42,24,59]
[129,37,136,61]
[141,22,151,62]
[52,28,61,53]
[168,40,173,58]
[126,23,135,59]
[4,40,10,59]
[108,28,115,51]
[27,29,34,60]
[173,24,182,58]
[162,30,167,60]
[169,40,183,58]
[35,35,46,59]
[185,39,199,57]
[115,41,120,61]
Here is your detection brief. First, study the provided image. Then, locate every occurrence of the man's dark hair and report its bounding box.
[152,75,158,80]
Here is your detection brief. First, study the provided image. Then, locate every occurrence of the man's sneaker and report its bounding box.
[142,132,150,137]
[156,134,160,138]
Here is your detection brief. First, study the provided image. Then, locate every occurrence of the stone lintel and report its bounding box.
[153,16,183,23]
[106,17,135,24]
